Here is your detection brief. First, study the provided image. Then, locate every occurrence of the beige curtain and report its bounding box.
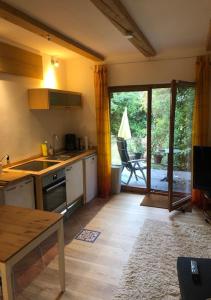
[192,55,210,205]
[94,65,111,198]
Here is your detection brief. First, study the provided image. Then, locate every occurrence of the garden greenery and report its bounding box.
[110,87,195,170]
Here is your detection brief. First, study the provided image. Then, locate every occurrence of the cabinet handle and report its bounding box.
[25,180,32,185]
[6,186,16,192]
[66,167,72,171]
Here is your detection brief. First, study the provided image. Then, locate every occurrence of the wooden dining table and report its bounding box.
[0,205,65,300]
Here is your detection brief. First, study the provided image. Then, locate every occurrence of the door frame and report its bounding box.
[109,83,171,194]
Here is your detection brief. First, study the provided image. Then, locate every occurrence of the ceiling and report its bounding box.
[1,0,211,62]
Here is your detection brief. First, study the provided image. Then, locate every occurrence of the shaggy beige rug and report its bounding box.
[113,219,211,300]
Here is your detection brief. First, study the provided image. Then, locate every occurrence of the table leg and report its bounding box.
[57,220,65,292]
[1,263,13,300]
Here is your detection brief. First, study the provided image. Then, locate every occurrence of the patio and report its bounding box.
[112,139,191,194]
[121,167,191,193]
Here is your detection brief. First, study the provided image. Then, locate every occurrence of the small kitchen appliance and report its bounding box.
[65,134,77,151]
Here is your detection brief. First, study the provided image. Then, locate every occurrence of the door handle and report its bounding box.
[45,180,66,193]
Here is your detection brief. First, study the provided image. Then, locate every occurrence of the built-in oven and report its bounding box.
[42,168,67,213]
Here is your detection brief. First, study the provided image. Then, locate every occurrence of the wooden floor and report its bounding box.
[17,193,205,300]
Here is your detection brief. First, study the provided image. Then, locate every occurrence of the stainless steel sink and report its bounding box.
[45,151,86,161]
[46,154,72,161]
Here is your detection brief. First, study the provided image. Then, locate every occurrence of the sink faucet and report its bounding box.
[52,134,59,154]
[0,154,10,164]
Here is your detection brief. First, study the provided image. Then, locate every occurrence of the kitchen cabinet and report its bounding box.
[84,154,97,203]
[28,88,82,109]
[65,160,83,206]
[3,177,35,209]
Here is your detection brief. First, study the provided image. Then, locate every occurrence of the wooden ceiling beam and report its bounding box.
[206,20,211,51]
[0,1,104,62]
[90,0,156,57]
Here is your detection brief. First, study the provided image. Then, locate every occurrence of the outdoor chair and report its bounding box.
[117,137,147,185]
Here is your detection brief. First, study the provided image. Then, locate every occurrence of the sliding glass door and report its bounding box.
[168,80,195,211]
[110,82,195,203]
[110,89,149,191]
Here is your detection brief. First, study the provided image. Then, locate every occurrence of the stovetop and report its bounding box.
[10,160,60,172]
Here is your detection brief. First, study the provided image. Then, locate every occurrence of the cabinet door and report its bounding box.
[50,91,81,108]
[4,178,35,209]
[66,93,82,107]
[20,178,35,209]
[66,161,83,205]
[49,91,67,107]
[4,184,19,206]
[85,155,97,203]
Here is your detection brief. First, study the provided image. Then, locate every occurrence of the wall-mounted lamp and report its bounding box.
[51,57,59,68]
[46,34,51,41]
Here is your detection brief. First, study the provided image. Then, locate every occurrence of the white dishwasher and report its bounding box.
[84,154,97,203]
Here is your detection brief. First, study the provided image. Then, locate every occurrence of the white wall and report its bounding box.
[66,57,97,146]
[0,55,73,163]
[108,57,196,86]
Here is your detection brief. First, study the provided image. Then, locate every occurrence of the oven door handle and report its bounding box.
[45,179,66,193]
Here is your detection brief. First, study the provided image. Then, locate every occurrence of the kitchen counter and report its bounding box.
[3,149,96,176]
[0,171,32,186]
[2,149,97,210]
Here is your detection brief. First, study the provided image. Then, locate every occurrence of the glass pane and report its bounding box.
[110,91,147,188]
[151,88,170,191]
[172,85,195,204]
[67,93,81,106]
[50,92,81,107]
[50,91,67,106]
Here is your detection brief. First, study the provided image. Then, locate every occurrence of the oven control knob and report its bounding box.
[53,174,57,180]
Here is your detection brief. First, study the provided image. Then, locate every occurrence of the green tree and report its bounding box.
[110,91,147,138]
[110,87,195,170]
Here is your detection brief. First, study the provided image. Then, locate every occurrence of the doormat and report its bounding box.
[75,229,101,243]
[140,194,169,209]
[140,194,192,211]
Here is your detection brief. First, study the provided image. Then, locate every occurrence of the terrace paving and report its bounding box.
[120,167,191,193]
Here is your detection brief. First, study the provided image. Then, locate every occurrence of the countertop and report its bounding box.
[3,149,96,178]
[0,171,32,186]
[0,205,62,262]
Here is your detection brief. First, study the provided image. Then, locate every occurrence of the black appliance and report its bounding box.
[193,146,211,191]
[65,134,77,151]
[42,168,67,212]
[11,160,59,171]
